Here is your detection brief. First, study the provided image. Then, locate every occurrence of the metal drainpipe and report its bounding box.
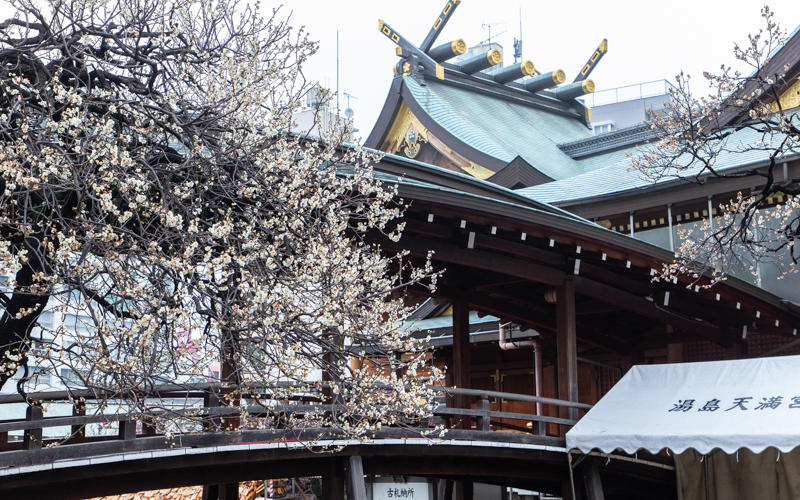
[708,196,714,231]
[499,323,543,416]
[499,322,534,350]
[667,204,675,251]
[532,338,543,417]
[629,212,635,237]
[751,187,763,288]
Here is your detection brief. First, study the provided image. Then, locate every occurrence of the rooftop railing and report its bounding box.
[580,79,677,108]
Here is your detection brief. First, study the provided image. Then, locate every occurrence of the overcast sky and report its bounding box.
[285,0,800,141]
[3,1,800,142]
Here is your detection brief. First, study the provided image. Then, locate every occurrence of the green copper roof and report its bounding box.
[401,311,499,332]
[518,125,799,204]
[403,77,593,180]
[574,147,636,173]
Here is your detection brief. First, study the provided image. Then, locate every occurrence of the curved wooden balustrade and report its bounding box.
[0,387,681,500]
[0,384,591,468]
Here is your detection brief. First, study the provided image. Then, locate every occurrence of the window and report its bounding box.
[593,122,616,135]
[60,368,82,387]
[64,314,92,334]
[16,365,49,385]
[38,311,55,330]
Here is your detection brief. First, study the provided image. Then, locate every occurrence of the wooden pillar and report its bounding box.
[622,351,642,373]
[322,352,333,417]
[557,280,579,422]
[119,419,136,441]
[23,405,43,451]
[455,480,473,500]
[203,484,239,500]
[201,485,219,500]
[475,397,490,432]
[724,342,744,360]
[322,457,345,500]
[220,358,239,430]
[442,480,454,500]
[219,483,239,500]
[71,402,85,440]
[452,299,471,429]
[582,463,605,500]
[666,343,684,364]
[437,479,453,500]
[545,364,559,436]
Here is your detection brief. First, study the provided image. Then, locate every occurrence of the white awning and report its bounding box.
[566,355,800,455]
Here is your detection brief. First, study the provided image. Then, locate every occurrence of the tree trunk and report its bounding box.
[0,264,49,390]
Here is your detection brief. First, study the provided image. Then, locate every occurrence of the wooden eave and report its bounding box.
[365,77,404,149]
[371,166,800,352]
[706,31,800,130]
[375,153,574,217]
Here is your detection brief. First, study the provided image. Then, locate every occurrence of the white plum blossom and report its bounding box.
[632,6,800,286]
[0,0,442,442]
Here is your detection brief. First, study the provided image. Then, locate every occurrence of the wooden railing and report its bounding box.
[433,387,591,435]
[0,384,592,467]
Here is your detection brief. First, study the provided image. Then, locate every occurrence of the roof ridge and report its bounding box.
[558,123,657,159]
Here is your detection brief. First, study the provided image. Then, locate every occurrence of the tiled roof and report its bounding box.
[401,311,499,332]
[575,147,636,174]
[516,155,645,204]
[403,77,592,180]
[517,125,799,204]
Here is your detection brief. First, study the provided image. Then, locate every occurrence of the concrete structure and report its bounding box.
[580,80,675,134]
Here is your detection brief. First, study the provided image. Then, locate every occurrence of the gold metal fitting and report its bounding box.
[451,39,467,55]
[520,60,535,77]
[552,69,566,84]
[581,79,596,94]
[486,49,502,65]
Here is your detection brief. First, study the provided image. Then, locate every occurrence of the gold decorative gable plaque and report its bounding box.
[385,102,429,158]
[770,79,800,113]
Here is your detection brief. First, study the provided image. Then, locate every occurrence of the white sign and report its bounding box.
[372,482,429,500]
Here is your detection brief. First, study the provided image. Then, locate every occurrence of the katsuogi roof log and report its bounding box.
[459,49,503,74]
[428,39,468,62]
[493,60,536,84]
[525,70,567,93]
[553,80,595,101]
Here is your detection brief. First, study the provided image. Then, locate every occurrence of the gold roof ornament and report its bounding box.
[574,39,608,83]
[769,79,800,113]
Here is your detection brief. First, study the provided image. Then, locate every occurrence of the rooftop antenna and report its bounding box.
[480,21,506,45]
[513,7,522,63]
[336,30,340,112]
[343,91,358,120]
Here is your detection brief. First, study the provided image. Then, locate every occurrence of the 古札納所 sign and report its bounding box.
[372,482,429,500]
